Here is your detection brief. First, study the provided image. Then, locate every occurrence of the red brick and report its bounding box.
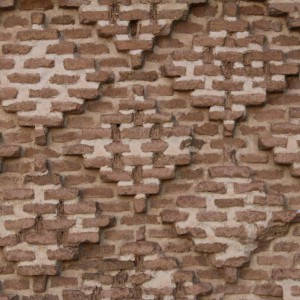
[63,28,91,39]
[64,202,96,215]
[46,42,75,55]
[47,248,79,260]
[68,88,99,99]
[7,73,40,84]
[79,10,109,24]
[64,232,99,245]
[236,210,266,222]
[0,0,15,9]
[196,181,226,193]
[21,0,53,10]
[17,265,58,276]
[4,250,35,262]
[197,211,227,222]
[26,232,57,245]
[24,58,54,69]
[17,29,58,40]
[59,0,83,7]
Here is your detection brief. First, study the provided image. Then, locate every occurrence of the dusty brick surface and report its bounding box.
[0,0,300,299]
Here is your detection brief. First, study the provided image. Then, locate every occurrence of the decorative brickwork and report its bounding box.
[1,0,300,299]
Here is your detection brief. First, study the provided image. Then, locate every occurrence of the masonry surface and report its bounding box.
[1,0,300,299]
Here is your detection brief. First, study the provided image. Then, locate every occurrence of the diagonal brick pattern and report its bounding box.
[0,0,300,299]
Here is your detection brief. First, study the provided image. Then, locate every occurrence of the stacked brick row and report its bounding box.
[0,0,300,299]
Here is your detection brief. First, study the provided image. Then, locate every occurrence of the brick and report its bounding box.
[17,29,58,40]
[47,248,79,260]
[23,203,57,214]
[0,0,15,8]
[236,210,266,222]
[210,19,248,31]
[51,15,75,24]
[31,12,45,24]
[82,215,115,228]
[118,183,159,195]
[5,218,35,230]
[63,28,91,39]
[17,265,58,276]
[274,241,299,252]
[32,276,47,293]
[215,226,247,238]
[185,283,213,296]
[59,0,83,7]
[116,40,152,51]
[81,187,113,198]
[64,202,96,214]
[86,71,113,83]
[4,279,29,290]
[64,58,94,70]
[29,88,58,98]
[269,3,295,15]
[42,219,75,230]
[18,115,63,127]
[270,63,299,75]
[240,268,269,280]
[0,235,18,247]
[196,181,226,193]
[143,257,177,270]
[214,198,244,208]
[7,73,40,84]
[68,88,99,100]
[208,166,251,178]
[272,269,300,280]
[24,58,54,69]
[195,243,227,253]
[254,283,283,297]
[46,42,75,55]
[21,0,53,10]
[258,136,287,149]
[79,10,109,24]
[45,188,79,200]
[25,174,61,185]
[0,58,14,69]
[120,241,160,256]
[2,43,32,54]
[51,276,78,287]
[4,250,35,262]
[161,210,189,223]
[64,232,99,245]
[0,88,18,100]
[50,74,79,85]
[0,145,21,158]
[3,16,28,28]
[197,211,227,222]
[234,181,265,193]
[26,232,57,245]
[272,123,300,135]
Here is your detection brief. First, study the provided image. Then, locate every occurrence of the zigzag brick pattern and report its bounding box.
[0,0,300,299]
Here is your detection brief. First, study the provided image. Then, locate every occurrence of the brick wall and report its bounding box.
[0,0,300,299]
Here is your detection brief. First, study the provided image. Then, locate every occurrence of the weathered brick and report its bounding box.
[24,58,54,69]
[4,250,35,262]
[17,265,58,276]
[0,0,15,9]
[21,0,53,10]
[0,145,21,158]
[7,73,40,84]
[63,28,91,39]
[17,29,58,40]
[46,42,75,55]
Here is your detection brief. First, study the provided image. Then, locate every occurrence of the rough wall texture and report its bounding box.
[1,0,300,299]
